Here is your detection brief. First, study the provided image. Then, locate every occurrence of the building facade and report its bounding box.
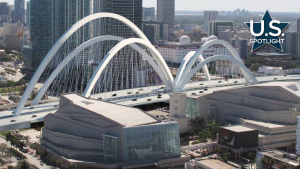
[297,18,300,58]
[52,0,92,65]
[93,0,147,91]
[23,0,53,77]
[157,0,175,35]
[41,94,187,168]
[196,82,300,150]
[2,23,24,50]
[143,20,168,44]
[204,11,218,32]
[208,20,234,37]
[143,7,155,21]
[14,0,25,23]
[0,2,9,26]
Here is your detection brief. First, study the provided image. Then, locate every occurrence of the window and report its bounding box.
[175,100,178,103]
[175,107,178,110]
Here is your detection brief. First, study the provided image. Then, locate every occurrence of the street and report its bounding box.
[0,136,50,169]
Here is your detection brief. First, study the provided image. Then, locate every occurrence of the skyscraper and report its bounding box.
[239,39,248,60]
[283,32,297,56]
[143,7,155,20]
[14,0,25,23]
[26,1,29,27]
[0,2,9,26]
[52,0,92,65]
[297,18,300,58]
[0,2,9,16]
[93,0,149,91]
[157,0,175,35]
[23,0,53,77]
[204,11,219,32]
[23,0,92,79]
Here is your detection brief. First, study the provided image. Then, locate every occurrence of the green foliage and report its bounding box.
[260,157,275,169]
[0,81,27,94]
[8,148,27,160]
[198,121,220,142]
[190,116,206,127]
[13,160,37,169]
[0,55,14,62]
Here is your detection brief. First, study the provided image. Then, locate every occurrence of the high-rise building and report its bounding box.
[0,2,9,16]
[93,0,145,91]
[208,20,234,37]
[26,1,29,27]
[239,39,248,60]
[283,32,297,56]
[157,0,175,35]
[52,0,92,65]
[204,11,219,31]
[23,0,52,77]
[8,5,14,23]
[0,2,9,26]
[143,7,155,20]
[14,0,25,23]
[142,20,168,44]
[297,18,300,58]
[23,0,92,79]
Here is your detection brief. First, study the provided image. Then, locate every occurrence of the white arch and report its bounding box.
[14,13,151,117]
[31,35,170,106]
[83,38,174,97]
[176,55,258,90]
[177,39,258,88]
[174,51,211,87]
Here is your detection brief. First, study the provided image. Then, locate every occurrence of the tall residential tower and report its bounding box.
[204,11,219,32]
[14,0,25,23]
[157,0,175,35]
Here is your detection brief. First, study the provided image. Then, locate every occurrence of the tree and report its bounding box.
[260,157,275,169]
[190,116,206,127]
[280,163,289,169]
[247,151,256,169]
[206,121,220,140]
[15,160,30,169]
[0,144,7,157]
[5,132,12,142]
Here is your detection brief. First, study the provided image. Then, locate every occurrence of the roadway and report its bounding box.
[0,75,299,131]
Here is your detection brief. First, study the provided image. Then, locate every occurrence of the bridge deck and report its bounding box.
[0,75,299,131]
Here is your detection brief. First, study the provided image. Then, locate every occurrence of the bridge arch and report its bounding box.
[177,39,258,88]
[14,13,152,117]
[174,51,211,87]
[176,55,258,90]
[31,35,171,106]
[83,38,174,98]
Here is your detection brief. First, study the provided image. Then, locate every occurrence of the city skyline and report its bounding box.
[0,0,300,12]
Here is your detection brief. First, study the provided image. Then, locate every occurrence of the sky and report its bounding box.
[0,0,299,13]
[143,0,300,13]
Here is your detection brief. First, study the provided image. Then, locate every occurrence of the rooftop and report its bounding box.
[61,94,158,127]
[260,149,299,166]
[243,119,293,129]
[194,157,238,169]
[221,125,257,133]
